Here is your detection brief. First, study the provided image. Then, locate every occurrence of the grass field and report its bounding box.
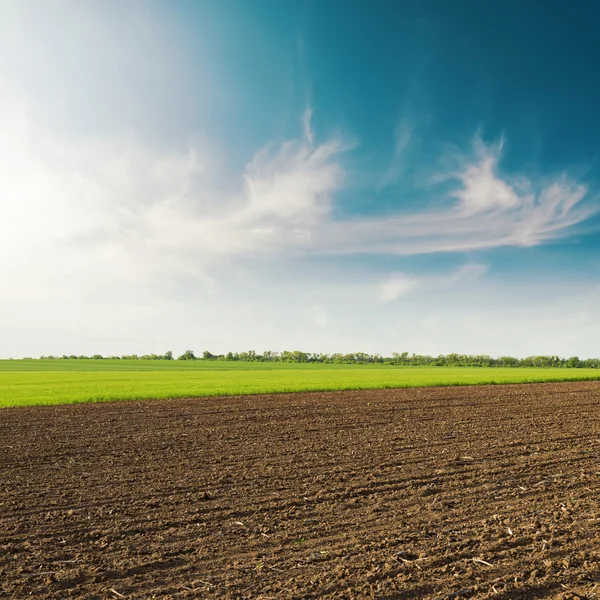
[1,359,599,407]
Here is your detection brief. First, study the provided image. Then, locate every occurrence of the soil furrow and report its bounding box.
[1,381,600,598]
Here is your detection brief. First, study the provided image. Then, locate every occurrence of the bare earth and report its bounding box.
[1,381,600,599]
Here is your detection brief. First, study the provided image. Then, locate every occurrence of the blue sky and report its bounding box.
[1,0,600,358]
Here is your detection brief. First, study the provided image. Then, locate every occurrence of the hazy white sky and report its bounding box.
[1,1,599,358]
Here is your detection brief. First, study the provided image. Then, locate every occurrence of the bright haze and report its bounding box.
[1,0,600,359]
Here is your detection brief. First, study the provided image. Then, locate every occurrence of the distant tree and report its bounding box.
[293,350,309,363]
[28,349,600,368]
[178,350,196,361]
[582,358,600,368]
[498,355,520,367]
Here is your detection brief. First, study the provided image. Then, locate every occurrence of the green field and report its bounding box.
[1,360,599,408]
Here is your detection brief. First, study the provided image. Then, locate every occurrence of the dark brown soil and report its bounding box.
[2,381,600,599]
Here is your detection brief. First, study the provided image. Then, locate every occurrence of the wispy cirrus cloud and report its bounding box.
[1,104,595,297]
[378,262,488,303]
[319,139,594,256]
[0,3,597,324]
[378,119,414,190]
[380,273,420,302]
[2,85,596,272]
[1,5,595,280]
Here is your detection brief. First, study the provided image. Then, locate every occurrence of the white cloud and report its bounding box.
[302,107,314,145]
[378,262,488,303]
[1,93,595,356]
[453,143,521,213]
[378,119,413,189]
[0,4,594,281]
[2,110,590,288]
[380,274,420,302]
[319,141,594,256]
[446,263,489,282]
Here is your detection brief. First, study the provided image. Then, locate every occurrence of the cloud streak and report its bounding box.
[1,3,595,290]
[0,107,595,294]
[378,263,488,303]
[319,141,593,256]
[380,273,420,302]
[378,119,414,189]
[2,103,596,291]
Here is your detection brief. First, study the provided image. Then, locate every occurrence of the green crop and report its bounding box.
[1,361,599,408]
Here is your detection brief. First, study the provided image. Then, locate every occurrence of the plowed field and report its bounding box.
[1,381,600,599]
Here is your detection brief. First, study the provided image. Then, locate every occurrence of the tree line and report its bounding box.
[31,350,600,368]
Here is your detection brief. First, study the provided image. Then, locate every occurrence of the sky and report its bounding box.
[1,0,600,359]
